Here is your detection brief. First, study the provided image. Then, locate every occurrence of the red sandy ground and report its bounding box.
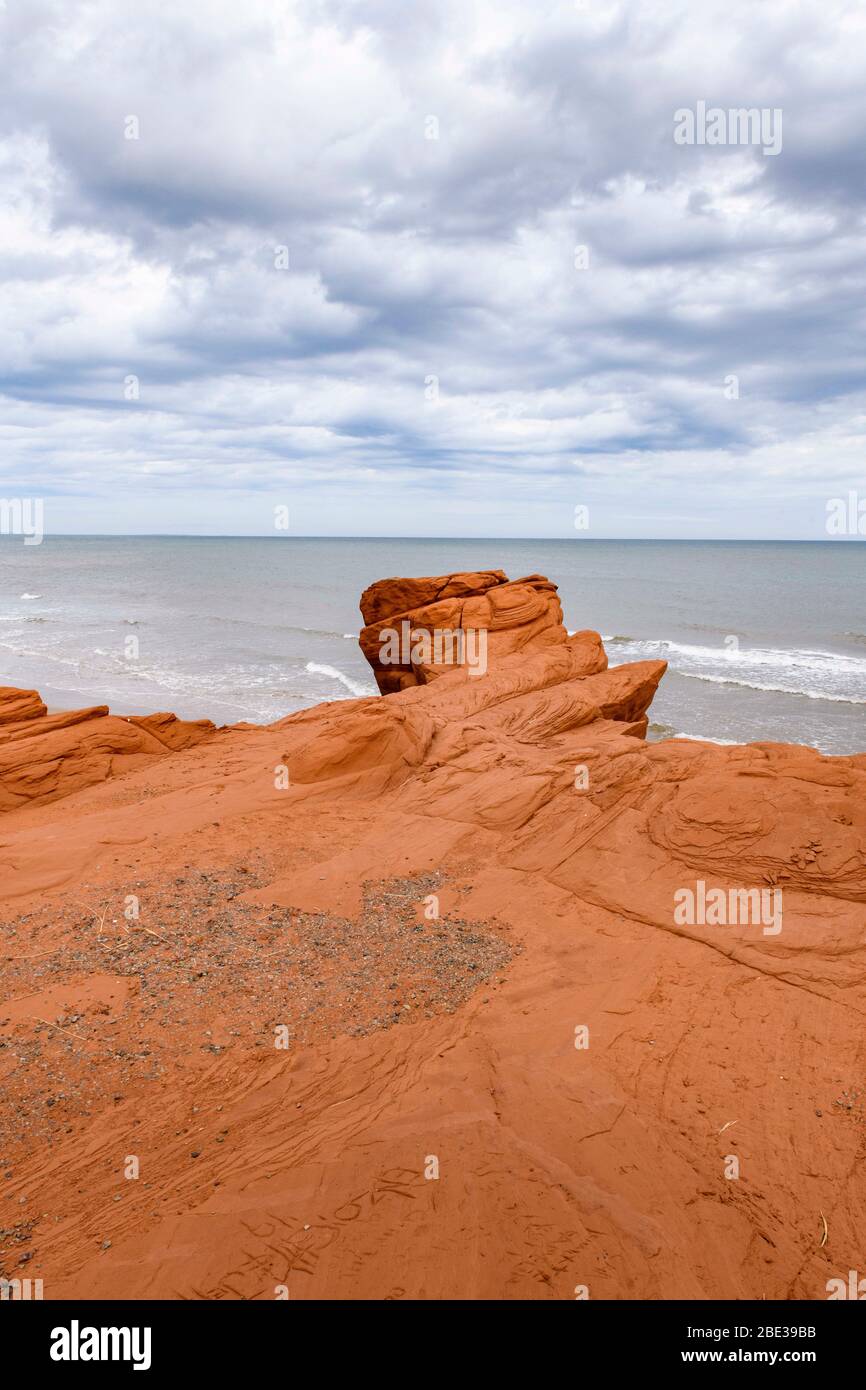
[0,570,864,1300]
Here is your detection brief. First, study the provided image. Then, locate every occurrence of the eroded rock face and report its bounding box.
[0,688,215,813]
[1,569,864,1302]
[359,570,569,693]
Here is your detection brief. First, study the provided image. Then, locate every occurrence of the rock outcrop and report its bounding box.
[359,569,570,693]
[0,688,215,812]
[0,570,864,1302]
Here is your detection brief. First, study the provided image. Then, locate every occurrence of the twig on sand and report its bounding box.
[0,948,55,960]
[128,923,167,943]
[83,903,108,933]
[36,1016,91,1044]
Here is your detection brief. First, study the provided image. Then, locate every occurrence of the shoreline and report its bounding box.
[4,536,865,753]
[23,687,865,758]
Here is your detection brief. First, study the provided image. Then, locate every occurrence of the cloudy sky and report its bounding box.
[1,0,865,538]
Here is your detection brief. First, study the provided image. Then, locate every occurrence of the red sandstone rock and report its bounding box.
[0,686,47,726]
[0,570,863,1302]
[0,688,215,812]
[359,570,567,693]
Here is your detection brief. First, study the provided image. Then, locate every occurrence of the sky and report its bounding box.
[0,0,865,539]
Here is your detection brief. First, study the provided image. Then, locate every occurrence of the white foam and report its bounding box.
[679,671,866,705]
[607,636,866,705]
[671,730,740,745]
[304,661,374,698]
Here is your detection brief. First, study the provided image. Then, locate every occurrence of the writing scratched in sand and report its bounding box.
[181,1168,425,1299]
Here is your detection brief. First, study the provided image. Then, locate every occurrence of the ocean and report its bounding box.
[1,537,864,754]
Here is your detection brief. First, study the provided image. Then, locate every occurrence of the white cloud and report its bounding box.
[0,0,864,536]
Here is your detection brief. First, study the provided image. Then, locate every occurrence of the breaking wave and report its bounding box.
[606,636,866,706]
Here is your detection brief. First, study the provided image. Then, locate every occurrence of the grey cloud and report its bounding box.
[0,0,864,537]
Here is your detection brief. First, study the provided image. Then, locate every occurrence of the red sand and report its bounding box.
[1,570,864,1300]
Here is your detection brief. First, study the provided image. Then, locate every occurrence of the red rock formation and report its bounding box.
[359,569,569,693]
[0,686,47,725]
[0,571,864,1302]
[0,689,215,813]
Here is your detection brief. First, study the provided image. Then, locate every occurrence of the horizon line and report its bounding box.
[2,533,865,544]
